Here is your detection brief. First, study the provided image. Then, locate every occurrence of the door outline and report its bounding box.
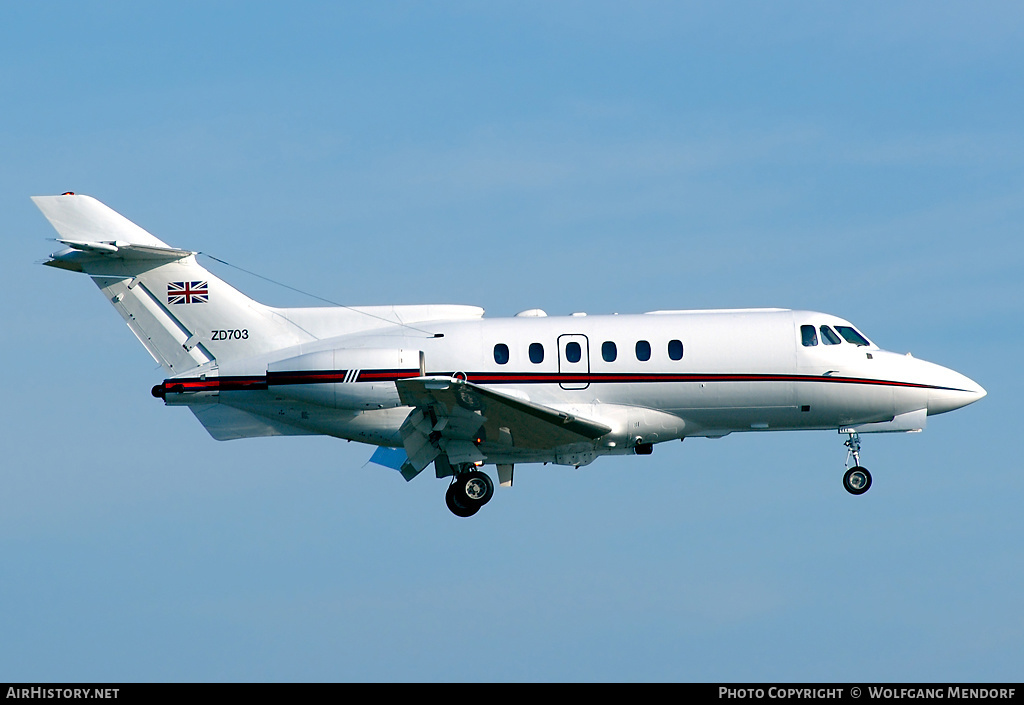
[557,333,590,390]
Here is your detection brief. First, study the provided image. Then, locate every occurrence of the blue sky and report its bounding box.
[1,2,1021,682]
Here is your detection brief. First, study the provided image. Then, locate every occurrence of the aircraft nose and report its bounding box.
[926,366,986,416]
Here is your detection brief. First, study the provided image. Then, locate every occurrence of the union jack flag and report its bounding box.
[167,281,209,305]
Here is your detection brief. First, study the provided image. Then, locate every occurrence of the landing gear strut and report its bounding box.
[445,468,495,517]
[842,431,872,495]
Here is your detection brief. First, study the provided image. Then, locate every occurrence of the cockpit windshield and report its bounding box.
[800,323,873,348]
[835,326,871,347]
[820,326,842,345]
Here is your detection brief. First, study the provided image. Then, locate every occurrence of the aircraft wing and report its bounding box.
[395,377,611,480]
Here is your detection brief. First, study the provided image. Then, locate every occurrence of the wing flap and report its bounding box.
[394,377,611,480]
[397,377,611,446]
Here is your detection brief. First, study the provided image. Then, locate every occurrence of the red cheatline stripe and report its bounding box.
[162,376,268,392]
[158,369,970,394]
[356,370,422,382]
[267,370,350,385]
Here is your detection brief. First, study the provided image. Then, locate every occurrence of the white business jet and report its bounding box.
[35,194,986,516]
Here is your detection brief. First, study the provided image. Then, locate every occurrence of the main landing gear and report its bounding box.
[445,468,495,517]
[842,431,872,495]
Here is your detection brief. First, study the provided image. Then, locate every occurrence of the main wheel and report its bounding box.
[843,466,872,495]
[459,470,494,506]
[445,483,479,517]
[445,470,494,517]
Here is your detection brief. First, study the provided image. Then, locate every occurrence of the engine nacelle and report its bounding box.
[267,348,422,410]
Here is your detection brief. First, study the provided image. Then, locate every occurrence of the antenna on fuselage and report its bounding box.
[198,252,441,337]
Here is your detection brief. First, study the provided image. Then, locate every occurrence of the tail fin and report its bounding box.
[35,194,315,374]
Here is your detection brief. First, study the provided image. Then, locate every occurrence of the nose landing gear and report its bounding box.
[842,431,872,495]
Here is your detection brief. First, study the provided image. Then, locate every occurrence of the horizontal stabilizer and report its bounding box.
[36,194,193,271]
[56,239,192,259]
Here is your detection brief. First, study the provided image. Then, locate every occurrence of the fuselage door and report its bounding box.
[558,334,590,390]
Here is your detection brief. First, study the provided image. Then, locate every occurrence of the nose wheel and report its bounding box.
[842,431,872,495]
[843,465,872,495]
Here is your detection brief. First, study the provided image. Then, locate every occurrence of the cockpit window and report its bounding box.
[836,326,871,347]
[801,325,818,347]
[820,326,842,345]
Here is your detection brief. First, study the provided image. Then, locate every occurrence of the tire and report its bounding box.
[843,466,872,495]
[445,483,479,517]
[445,470,494,517]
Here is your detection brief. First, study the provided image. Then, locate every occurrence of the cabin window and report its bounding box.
[836,326,871,347]
[801,325,818,347]
[493,343,510,365]
[636,340,651,361]
[602,341,617,362]
[668,339,684,360]
[820,326,842,345]
[529,342,545,364]
[565,341,582,363]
